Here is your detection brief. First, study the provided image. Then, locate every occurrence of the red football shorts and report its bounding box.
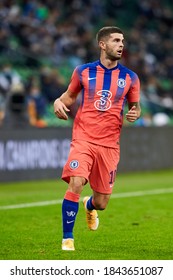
[62,140,120,194]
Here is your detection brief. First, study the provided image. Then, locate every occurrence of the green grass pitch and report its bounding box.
[0,169,173,260]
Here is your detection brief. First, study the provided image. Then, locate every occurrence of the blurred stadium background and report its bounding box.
[0,0,173,261]
[0,0,173,182]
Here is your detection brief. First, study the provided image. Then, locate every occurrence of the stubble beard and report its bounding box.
[105,51,121,62]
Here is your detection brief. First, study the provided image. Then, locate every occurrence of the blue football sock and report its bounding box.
[62,198,79,239]
[86,196,95,210]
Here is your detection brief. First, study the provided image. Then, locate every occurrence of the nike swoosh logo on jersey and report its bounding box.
[88,77,96,80]
[67,220,74,224]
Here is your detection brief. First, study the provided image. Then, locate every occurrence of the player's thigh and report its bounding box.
[89,146,120,194]
[62,140,93,184]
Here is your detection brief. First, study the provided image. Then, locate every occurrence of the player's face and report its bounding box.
[103,33,124,61]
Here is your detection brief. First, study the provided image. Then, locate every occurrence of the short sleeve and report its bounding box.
[127,73,140,102]
[68,67,82,94]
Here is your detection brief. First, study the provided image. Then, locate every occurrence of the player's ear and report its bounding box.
[99,40,106,50]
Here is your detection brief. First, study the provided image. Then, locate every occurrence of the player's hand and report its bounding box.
[54,98,70,120]
[126,106,139,122]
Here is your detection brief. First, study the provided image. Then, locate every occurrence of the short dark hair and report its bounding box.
[96,26,124,43]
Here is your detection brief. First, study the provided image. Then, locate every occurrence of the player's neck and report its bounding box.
[100,57,118,69]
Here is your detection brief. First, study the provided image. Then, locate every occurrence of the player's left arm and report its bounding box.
[126,101,141,122]
[126,72,141,123]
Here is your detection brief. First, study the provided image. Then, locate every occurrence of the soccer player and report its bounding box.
[54,26,141,250]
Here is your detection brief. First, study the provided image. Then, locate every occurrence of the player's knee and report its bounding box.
[68,176,86,193]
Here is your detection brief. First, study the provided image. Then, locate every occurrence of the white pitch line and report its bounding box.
[0,188,173,210]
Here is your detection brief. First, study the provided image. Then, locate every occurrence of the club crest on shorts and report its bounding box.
[117,78,126,88]
[69,160,79,169]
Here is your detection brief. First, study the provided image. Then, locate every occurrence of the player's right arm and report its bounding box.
[54,67,82,120]
[54,89,78,120]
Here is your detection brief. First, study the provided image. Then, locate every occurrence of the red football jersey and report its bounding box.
[68,60,140,148]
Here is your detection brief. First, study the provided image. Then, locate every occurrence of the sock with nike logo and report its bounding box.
[62,191,80,239]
